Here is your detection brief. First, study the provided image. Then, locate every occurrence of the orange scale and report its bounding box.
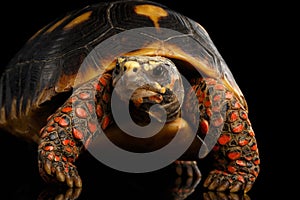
[96,104,103,117]
[47,153,54,160]
[99,77,107,87]
[204,100,211,107]
[227,151,241,160]
[54,116,61,123]
[72,128,84,140]
[75,107,88,118]
[101,116,111,130]
[88,122,97,133]
[215,84,225,90]
[225,91,233,99]
[200,120,209,134]
[44,146,54,151]
[68,96,78,103]
[46,125,56,132]
[253,158,260,165]
[58,118,69,127]
[94,82,101,91]
[227,166,237,173]
[250,144,257,151]
[238,139,249,146]
[54,155,60,161]
[79,92,91,99]
[62,156,67,162]
[232,123,244,133]
[212,117,224,127]
[236,160,246,166]
[61,106,72,113]
[62,139,70,145]
[237,175,245,183]
[230,111,239,122]
[218,134,231,145]
[65,147,72,153]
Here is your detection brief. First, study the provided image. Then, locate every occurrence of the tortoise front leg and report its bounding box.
[38,74,112,187]
[186,78,260,193]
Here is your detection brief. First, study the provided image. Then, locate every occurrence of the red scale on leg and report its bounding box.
[101,115,111,130]
[75,107,88,118]
[61,106,72,113]
[46,125,56,132]
[58,115,70,127]
[78,92,91,99]
[227,151,242,160]
[96,104,103,118]
[218,133,231,145]
[212,116,224,127]
[188,77,260,193]
[72,128,84,140]
[88,121,97,133]
[200,120,209,134]
[38,72,113,188]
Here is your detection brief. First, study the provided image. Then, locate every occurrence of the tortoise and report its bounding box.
[0,0,260,193]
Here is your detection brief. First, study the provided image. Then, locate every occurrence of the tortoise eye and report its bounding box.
[152,65,165,76]
[115,62,120,74]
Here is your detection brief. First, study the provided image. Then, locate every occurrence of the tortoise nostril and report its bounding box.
[133,67,137,72]
[124,66,127,71]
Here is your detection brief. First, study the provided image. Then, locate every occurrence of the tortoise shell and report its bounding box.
[0,0,245,143]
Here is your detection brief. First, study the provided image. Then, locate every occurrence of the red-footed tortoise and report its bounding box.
[0,0,260,193]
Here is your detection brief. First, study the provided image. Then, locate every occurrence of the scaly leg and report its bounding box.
[38,73,112,187]
[185,77,260,193]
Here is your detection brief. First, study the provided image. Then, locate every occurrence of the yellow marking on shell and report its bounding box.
[0,106,6,124]
[64,11,92,30]
[10,98,17,120]
[28,26,48,41]
[46,15,70,33]
[134,4,168,28]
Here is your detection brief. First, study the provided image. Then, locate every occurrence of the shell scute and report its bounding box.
[0,0,244,141]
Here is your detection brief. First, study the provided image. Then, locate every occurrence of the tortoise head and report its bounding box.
[112,55,184,124]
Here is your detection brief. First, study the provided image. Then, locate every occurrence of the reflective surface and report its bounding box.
[1,131,272,200]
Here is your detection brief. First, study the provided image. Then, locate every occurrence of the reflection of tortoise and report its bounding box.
[0,0,260,193]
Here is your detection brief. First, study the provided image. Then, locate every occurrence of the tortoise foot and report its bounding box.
[38,153,82,188]
[171,176,201,200]
[174,160,201,178]
[38,185,82,200]
[203,170,254,193]
[203,191,250,200]
[171,161,201,199]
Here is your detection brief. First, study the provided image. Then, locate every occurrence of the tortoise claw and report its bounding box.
[203,169,255,193]
[38,151,82,188]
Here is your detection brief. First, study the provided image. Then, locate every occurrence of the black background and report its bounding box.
[0,0,293,199]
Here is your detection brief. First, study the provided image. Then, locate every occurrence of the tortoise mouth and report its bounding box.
[129,86,181,125]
